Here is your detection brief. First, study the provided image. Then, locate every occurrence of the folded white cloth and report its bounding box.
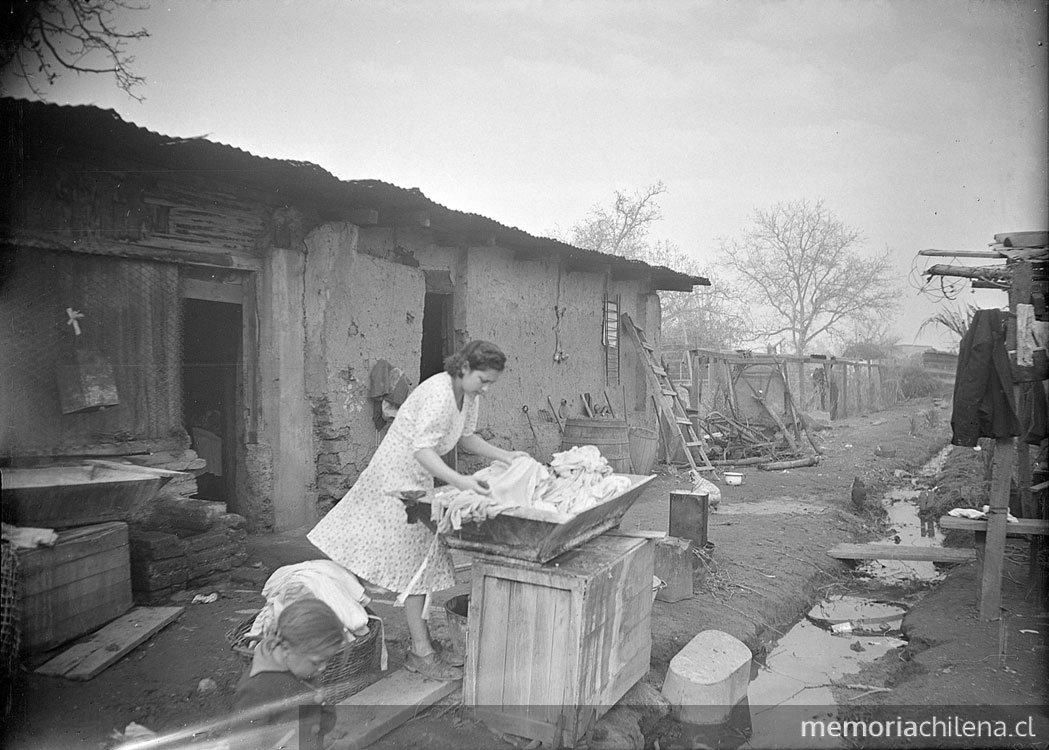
[947,507,1019,523]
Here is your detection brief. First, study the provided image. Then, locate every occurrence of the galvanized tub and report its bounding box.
[416,473,655,563]
[2,460,182,528]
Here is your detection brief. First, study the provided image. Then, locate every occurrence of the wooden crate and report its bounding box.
[19,522,133,653]
[464,534,654,747]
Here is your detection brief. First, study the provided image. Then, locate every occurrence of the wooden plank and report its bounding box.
[938,517,1049,535]
[503,579,539,705]
[994,231,1049,247]
[826,544,975,563]
[35,606,183,679]
[21,545,129,595]
[328,669,459,750]
[23,582,133,654]
[980,443,1017,620]
[19,523,129,572]
[470,574,511,706]
[528,579,557,724]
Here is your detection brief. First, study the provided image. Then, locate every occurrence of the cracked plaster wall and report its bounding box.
[300,224,662,516]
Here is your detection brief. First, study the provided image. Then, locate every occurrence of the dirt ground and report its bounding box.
[3,396,1046,749]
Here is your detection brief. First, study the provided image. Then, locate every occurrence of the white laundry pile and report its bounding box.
[430,448,633,529]
[475,455,550,507]
[248,560,372,641]
[947,506,1019,523]
[535,445,632,515]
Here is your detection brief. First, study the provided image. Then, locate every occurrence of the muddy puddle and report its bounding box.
[676,604,908,750]
[852,444,955,585]
[672,448,951,749]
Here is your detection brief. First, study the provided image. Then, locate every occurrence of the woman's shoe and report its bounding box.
[404,649,463,681]
[432,639,465,667]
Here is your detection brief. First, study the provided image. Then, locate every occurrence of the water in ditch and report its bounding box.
[674,446,953,749]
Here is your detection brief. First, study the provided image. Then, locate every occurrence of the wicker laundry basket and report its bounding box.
[225,608,381,703]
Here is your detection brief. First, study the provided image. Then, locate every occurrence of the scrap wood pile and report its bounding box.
[695,410,819,470]
[689,361,821,470]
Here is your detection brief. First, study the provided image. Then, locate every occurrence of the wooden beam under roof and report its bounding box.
[925,263,1011,281]
[378,208,430,228]
[918,248,1005,258]
[994,231,1048,248]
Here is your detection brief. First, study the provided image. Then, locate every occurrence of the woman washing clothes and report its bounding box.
[307,340,528,680]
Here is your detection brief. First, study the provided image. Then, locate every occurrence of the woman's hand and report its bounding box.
[453,475,491,496]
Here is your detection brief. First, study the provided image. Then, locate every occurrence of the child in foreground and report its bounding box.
[232,597,345,749]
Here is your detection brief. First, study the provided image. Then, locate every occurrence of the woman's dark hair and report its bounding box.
[444,340,506,377]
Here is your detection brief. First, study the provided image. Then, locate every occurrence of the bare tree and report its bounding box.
[0,0,149,100]
[835,318,900,360]
[720,199,898,356]
[569,182,667,259]
[644,240,750,351]
[563,183,750,351]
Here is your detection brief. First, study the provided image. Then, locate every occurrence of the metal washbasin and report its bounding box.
[1,460,184,528]
[413,473,655,563]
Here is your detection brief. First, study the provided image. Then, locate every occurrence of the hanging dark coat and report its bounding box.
[950,309,1021,447]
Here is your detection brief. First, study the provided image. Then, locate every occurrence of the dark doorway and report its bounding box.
[420,291,452,381]
[182,298,241,507]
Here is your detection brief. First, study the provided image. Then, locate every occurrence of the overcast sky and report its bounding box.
[7,0,1047,351]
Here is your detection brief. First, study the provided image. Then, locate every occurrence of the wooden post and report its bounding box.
[867,362,876,412]
[980,438,1015,620]
[841,364,850,419]
[797,360,806,411]
[1009,262,1034,518]
[692,352,700,411]
[701,358,716,414]
[825,362,836,419]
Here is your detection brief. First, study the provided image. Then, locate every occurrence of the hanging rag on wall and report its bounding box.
[368,359,412,430]
[950,308,1020,447]
[55,307,120,414]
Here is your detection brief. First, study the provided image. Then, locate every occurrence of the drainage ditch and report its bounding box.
[674,445,954,749]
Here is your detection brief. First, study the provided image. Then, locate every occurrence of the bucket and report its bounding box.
[562,417,631,473]
[443,594,469,657]
[628,426,658,475]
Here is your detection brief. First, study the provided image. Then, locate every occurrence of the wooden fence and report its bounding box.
[679,349,906,421]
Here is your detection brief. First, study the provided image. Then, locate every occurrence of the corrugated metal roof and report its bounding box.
[1,97,708,290]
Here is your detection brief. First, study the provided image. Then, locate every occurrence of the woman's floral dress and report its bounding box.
[307,372,478,594]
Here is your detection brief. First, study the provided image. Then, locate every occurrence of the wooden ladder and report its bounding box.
[620,312,715,473]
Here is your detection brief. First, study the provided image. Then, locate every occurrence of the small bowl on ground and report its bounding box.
[724,472,744,486]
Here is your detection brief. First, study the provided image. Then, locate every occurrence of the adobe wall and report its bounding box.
[298,222,665,518]
[303,223,426,512]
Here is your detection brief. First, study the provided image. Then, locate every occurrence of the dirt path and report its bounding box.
[8,396,1006,750]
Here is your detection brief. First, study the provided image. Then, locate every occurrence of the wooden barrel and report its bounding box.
[628,426,658,475]
[561,418,632,473]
